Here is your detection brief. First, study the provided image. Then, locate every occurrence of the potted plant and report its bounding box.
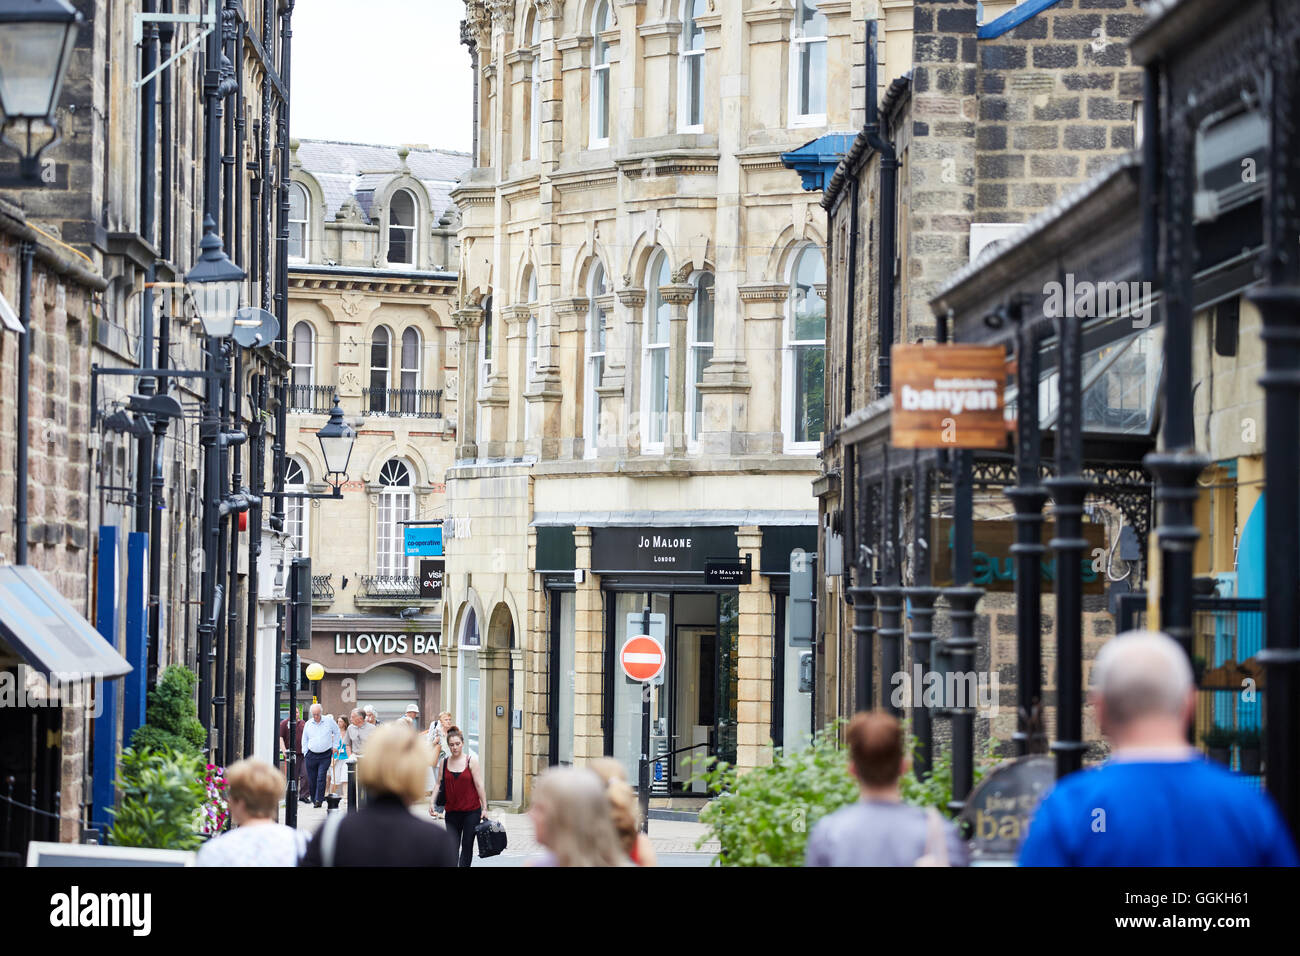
[1236,727,1262,775]
[1203,725,1235,766]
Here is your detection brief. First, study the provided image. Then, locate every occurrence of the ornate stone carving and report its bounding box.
[535,0,564,20]
[487,0,515,32]
[340,291,365,316]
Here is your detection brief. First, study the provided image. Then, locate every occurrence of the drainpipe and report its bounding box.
[864,19,898,400]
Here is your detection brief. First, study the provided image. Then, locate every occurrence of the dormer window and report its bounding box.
[388,188,417,266]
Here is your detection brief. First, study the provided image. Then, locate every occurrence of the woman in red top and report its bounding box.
[431,727,488,867]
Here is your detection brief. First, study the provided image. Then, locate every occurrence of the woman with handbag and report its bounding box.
[429,727,488,867]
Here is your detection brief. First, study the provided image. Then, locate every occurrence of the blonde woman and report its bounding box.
[528,766,630,867]
[590,757,658,866]
[197,759,307,866]
[300,723,458,867]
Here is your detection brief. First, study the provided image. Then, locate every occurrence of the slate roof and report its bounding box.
[293,139,472,224]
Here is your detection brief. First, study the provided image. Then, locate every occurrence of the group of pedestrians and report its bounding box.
[805,629,1297,867]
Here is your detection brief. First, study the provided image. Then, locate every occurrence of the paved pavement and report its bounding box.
[285,793,720,866]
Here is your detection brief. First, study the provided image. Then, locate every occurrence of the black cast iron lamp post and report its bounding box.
[0,0,81,180]
[317,396,356,490]
[185,215,245,338]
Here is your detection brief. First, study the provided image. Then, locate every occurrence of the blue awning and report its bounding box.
[0,565,131,680]
[780,133,855,192]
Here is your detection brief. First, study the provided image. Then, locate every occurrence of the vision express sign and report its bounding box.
[892,344,1008,449]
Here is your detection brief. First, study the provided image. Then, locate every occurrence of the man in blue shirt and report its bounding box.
[301,703,342,809]
[1020,630,1297,866]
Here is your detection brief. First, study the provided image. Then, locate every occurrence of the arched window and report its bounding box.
[688,272,714,444]
[479,294,494,388]
[387,189,417,266]
[529,16,541,161]
[641,251,672,451]
[525,268,539,386]
[679,0,706,131]
[585,262,608,457]
[290,321,314,411]
[784,245,826,450]
[400,327,421,415]
[285,457,309,556]
[370,325,392,414]
[376,458,413,577]
[288,183,309,260]
[791,0,827,124]
[591,1,613,146]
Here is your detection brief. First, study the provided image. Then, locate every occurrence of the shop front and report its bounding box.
[537,520,816,794]
[293,618,441,725]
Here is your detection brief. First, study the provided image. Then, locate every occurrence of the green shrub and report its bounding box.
[899,734,1000,815]
[692,722,858,867]
[1235,727,1261,749]
[130,664,205,756]
[1203,725,1236,749]
[107,747,208,850]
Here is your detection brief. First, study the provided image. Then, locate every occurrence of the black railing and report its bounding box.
[361,387,443,418]
[311,574,334,602]
[358,575,422,600]
[288,384,336,415]
[1116,593,1265,779]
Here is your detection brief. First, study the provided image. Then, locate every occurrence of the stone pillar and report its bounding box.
[731,284,788,455]
[572,527,605,763]
[502,304,531,453]
[452,306,484,459]
[614,287,646,455]
[637,16,680,139]
[553,297,589,459]
[736,526,771,773]
[659,282,695,456]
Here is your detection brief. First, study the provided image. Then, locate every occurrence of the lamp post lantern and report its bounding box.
[185,216,246,338]
[316,396,356,489]
[0,0,82,181]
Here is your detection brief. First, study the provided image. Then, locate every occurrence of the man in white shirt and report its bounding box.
[301,703,342,808]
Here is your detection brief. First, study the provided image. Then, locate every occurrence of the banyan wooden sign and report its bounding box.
[891,344,1007,449]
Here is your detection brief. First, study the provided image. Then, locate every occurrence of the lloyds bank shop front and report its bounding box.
[534,517,817,797]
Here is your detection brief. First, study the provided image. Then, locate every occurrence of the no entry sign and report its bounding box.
[621,634,666,683]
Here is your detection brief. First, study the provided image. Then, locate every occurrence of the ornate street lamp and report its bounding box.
[317,396,357,491]
[0,0,82,180]
[184,215,245,338]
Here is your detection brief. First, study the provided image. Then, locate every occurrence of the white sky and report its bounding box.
[291,0,473,153]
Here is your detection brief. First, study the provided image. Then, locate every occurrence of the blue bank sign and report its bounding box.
[403,524,443,557]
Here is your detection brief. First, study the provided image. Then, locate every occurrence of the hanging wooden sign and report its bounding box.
[891,344,1008,449]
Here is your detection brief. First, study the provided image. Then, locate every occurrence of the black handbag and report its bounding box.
[435,756,447,809]
[475,816,508,859]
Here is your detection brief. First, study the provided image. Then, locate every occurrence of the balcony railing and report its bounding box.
[361,387,443,418]
[288,384,336,415]
[358,575,422,600]
[311,574,335,602]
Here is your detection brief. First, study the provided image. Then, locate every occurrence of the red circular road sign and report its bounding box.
[620,635,665,682]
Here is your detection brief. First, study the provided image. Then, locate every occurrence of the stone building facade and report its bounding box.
[286,139,470,728]
[445,0,872,807]
[816,0,1148,753]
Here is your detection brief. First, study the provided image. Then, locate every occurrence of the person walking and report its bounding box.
[345,708,375,758]
[197,759,307,866]
[429,727,487,867]
[427,710,453,800]
[590,757,657,866]
[1019,630,1298,866]
[328,715,349,800]
[528,766,630,867]
[301,703,342,809]
[804,711,968,867]
[363,705,379,725]
[299,723,458,867]
[279,707,310,804]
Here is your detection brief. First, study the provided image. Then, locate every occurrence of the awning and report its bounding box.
[0,565,131,679]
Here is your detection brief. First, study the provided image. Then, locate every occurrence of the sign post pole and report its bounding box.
[639,605,651,835]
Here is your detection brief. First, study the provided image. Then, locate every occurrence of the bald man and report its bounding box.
[301,702,342,808]
[1019,630,1297,866]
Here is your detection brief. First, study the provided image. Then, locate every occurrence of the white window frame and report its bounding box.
[640,252,671,456]
[782,244,827,454]
[400,326,422,415]
[686,272,714,448]
[678,0,705,133]
[789,0,828,128]
[291,321,315,393]
[585,263,608,458]
[376,459,413,578]
[590,1,613,148]
[370,325,392,414]
[288,182,309,261]
[529,17,542,161]
[387,189,417,267]
[478,296,493,447]
[285,457,309,557]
